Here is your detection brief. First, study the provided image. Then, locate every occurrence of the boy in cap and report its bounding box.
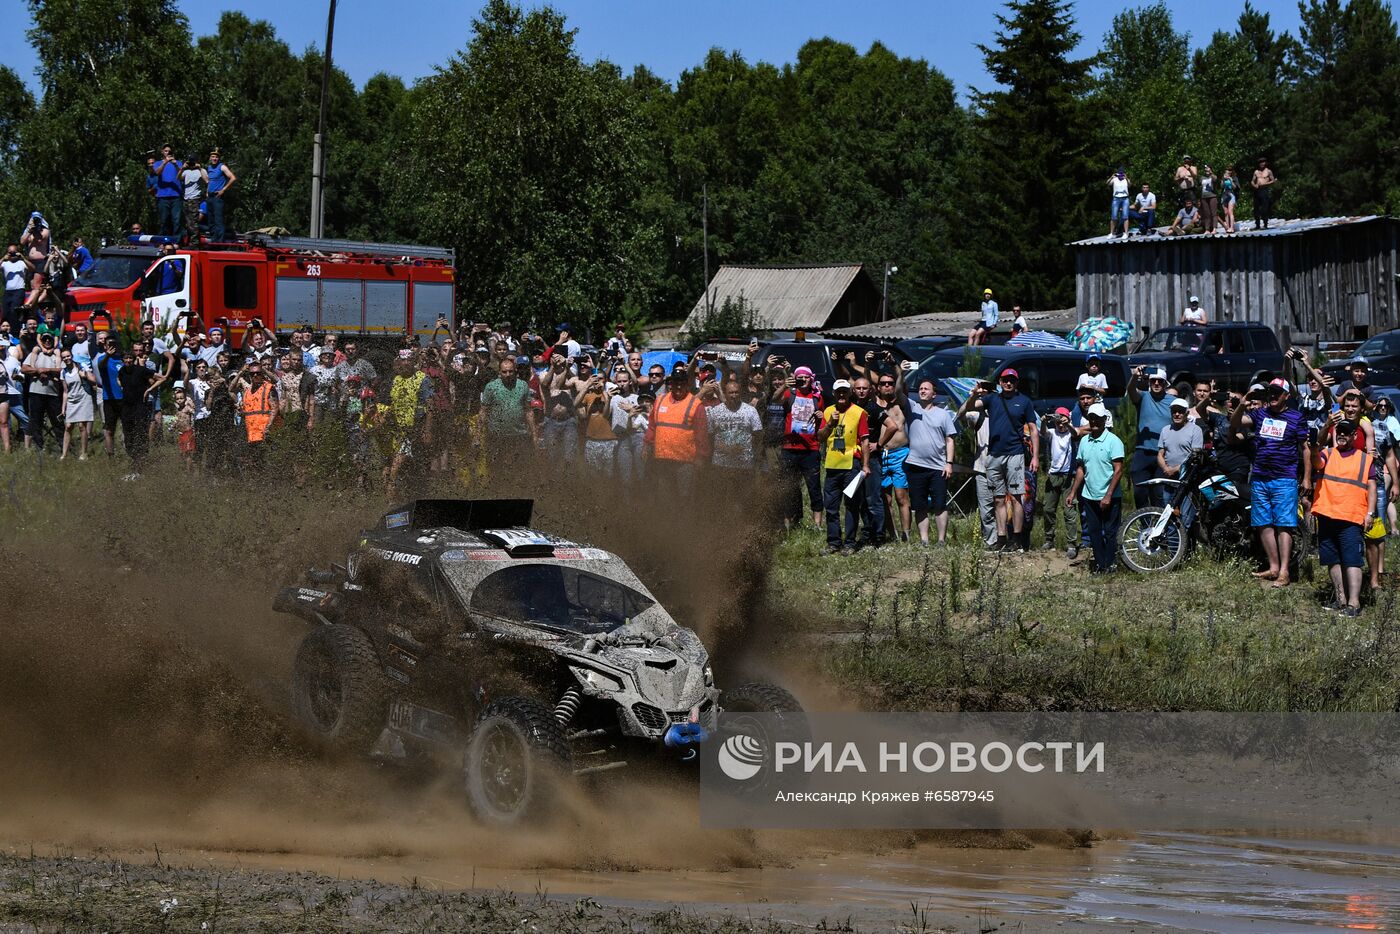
[1039,405,1080,557]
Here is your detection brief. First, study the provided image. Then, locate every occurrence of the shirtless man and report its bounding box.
[876,370,912,542]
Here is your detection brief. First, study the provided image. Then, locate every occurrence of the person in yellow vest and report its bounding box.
[1312,419,1376,617]
[644,368,710,497]
[229,357,278,471]
[386,350,434,495]
[817,379,871,555]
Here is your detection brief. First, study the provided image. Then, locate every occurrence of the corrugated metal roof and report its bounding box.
[1069,215,1384,248]
[824,308,1078,340]
[681,264,865,332]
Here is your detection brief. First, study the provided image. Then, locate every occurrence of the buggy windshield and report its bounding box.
[461,564,655,635]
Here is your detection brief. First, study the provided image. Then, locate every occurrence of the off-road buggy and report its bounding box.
[275,499,802,824]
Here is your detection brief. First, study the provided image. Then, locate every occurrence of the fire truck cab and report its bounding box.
[69,234,456,346]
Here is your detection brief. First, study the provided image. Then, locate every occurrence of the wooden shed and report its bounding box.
[1070,216,1400,342]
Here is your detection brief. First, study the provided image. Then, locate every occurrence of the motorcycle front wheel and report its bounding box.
[1119,507,1188,574]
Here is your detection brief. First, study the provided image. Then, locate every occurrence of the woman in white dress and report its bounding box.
[59,347,96,459]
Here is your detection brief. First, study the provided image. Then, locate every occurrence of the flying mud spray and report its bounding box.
[0,457,928,882]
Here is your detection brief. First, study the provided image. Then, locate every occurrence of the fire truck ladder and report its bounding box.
[245,233,454,263]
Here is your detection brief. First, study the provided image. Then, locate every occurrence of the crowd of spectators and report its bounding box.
[1107,155,1277,238]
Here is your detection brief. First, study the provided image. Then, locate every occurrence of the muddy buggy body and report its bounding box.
[274,498,801,825]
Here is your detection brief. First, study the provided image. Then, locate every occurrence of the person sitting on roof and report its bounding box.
[1168,199,1202,237]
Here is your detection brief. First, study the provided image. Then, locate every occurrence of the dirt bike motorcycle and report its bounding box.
[1119,449,1258,573]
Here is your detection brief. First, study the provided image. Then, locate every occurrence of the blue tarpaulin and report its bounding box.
[642,350,690,373]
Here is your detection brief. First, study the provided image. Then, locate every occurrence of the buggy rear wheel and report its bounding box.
[1119,506,1188,574]
[463,697,571,826]
[290,625,388,756]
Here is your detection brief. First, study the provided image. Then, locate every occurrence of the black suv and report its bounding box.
[1121,322,1284,391]
[1321,329,1400,387]
[691,338,889,385]
[913,347,1131,416]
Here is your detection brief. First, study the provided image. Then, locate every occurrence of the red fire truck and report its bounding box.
[68,234,456,345]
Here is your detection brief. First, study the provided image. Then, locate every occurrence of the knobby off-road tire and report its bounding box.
[1119,506,1188,574]
[463,696,572,826]
[291,625,388,757]
[722,682,804,715]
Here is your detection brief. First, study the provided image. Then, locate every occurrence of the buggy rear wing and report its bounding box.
[379,499,534,532]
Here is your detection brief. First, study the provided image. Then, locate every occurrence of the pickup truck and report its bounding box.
[1120,322,1284,391]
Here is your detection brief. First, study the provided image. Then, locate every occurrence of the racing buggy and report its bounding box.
[274,499,802,825]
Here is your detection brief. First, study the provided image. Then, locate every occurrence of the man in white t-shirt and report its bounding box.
[1129,182,1157,236]
[2,244,33,331]
[708,377,764,474]
[956,386,998,546]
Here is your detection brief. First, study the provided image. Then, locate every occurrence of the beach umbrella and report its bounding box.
[641,350,690,373]
[1007,330,1074,350]
[1067,316,1136,353]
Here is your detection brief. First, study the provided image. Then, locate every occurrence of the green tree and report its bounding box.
[968,0,1096,308]
[403,0,658,333]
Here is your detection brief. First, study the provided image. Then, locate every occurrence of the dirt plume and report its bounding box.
[0,455,832,873]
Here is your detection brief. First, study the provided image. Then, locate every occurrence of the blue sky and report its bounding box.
[2,0,1306,97]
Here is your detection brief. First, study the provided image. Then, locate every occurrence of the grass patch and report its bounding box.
[773,519,1400,712]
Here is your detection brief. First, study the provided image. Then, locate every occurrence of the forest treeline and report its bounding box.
[1,0,1397,332]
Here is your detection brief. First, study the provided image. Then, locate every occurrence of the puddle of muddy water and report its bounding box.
[76,831,1399,932]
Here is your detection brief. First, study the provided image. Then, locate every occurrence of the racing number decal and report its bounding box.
[306,263,322,277]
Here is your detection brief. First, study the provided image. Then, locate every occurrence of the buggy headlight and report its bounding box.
[570,665,623,694]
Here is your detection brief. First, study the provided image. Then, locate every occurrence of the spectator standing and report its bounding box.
[539,351,581,465]
[70,237,94,275]
[1180,295,1208,326]
[1251,158,1277,230]
[1337,358,1375,404]
[1128,365,1176,505]
[1039,406,1080,557]
[645,370,711,497]
[904,378,958,546]
[609,367,646,484]
[1107,167,1130,237]
[275,350,315,430]
[817,379,870,555]
[146,145,184,237]
[968,289,999,346]
[1198,164,1219,234]
[777,365,825,529]
[957,385,999,547]
[172,385,196,469]
[58,347,95,459]
[1312,419,1375,616]
[849,375,886,547]
[2,244,33,331]
[1220,167,1238,234]
[876,371,912,542]
[577,372,619,475]
[1174,155,1198,205]
[967,368,1037,553]
[180,156,205,243]
[308,347,343,422]
[197,327,228,367]
[95,334,124,457]
[1068,403,1124,573]
[1158,398,1204,528]
[230,357,277,471]
[1231,383,1310,586]
[116,348,160,477]
[480,356,538,464]
[21,331,62,451]
[707,376,764,481]
[1129,183,1157,235]
[204,149,236,241]
[384,352,433,493]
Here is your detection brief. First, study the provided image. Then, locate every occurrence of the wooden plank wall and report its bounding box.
[1072,218,1400,341]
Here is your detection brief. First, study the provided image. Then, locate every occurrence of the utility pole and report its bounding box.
[309,0,338,238]
[702,183,710,314]
[882,262,898,321]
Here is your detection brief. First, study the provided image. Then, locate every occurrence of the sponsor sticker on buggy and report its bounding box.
[483,528,552,549]
[466,549,509,560]
[553,548,583,560]
[368,547,423,566]
[582,548,610,561]
[384,510,411,529]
